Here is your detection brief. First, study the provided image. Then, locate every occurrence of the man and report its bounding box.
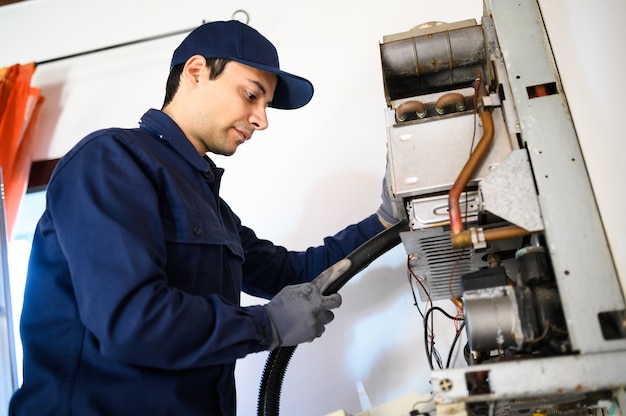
[9,20,399,415]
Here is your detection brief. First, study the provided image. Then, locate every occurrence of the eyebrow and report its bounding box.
[249,79,267,96]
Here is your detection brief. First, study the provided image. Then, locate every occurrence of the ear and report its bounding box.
[181,55,206,85]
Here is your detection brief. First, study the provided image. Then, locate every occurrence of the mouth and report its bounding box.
[235,128,252,142]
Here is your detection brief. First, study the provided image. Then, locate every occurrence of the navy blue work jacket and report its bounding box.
[9,109,385,415]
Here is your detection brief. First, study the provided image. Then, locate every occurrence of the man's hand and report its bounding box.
[264,259,352,349]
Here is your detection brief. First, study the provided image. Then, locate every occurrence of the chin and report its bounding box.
[219,148,238,157]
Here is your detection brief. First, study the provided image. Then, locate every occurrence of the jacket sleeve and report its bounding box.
[239,214,385,299]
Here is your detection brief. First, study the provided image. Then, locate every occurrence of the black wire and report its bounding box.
[423,306,464,370]
[425,306,464,322]
[423,317,434,370]
[445,321,466,369]
[433,345,444,370]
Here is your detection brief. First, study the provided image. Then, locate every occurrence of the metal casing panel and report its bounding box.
[479,149,544,232]
[431,351,626,403]
[486,0,626,354]
[387,105,516,202]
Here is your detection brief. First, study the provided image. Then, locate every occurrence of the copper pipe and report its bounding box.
[396,100,426,122]
[448,75,533,249]
[451,225,532,249]
[448,105,493,234]
[450,297,464,311]
[435,92,465,115]
[484,225,531,242]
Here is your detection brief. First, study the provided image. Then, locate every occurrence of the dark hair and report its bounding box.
[161,58,231,108]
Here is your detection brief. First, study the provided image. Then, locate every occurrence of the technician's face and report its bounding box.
[190,61,278,156]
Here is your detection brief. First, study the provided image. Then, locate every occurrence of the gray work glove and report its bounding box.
[264,259,352,349]
[376,151,400,227]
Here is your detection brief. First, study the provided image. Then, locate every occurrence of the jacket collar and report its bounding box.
[139,108,210,173]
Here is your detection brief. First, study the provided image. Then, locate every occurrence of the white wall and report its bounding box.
[1,0,624,415]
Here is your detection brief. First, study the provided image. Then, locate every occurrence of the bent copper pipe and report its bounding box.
[396,100,426,122]
[448,75,532,249]
[435,92,465,114]
[448,76,492,236]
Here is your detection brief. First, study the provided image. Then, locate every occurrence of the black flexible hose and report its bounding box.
[257,220,410,416]
[257,345,296,416]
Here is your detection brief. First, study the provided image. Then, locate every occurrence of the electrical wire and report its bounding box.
[425,306,464,322]
[445,321,466,369]
[407,257,440,370]
[423,306,464,370]
[406,255,429,321]
[405,230,468,371]
[407,270,425,320]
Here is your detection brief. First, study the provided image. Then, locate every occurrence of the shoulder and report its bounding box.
[59,127,140,157]
[49,127,162,185]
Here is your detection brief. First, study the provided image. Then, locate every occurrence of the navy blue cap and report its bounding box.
[170,20,314,110]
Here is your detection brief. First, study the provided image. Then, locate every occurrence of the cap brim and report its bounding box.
[231,58,314,110]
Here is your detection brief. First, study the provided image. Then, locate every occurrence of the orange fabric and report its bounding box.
[0,62,44,240]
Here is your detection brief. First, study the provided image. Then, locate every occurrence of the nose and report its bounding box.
[249,106,269,131]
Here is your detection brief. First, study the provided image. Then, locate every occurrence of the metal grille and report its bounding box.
[403,229,479,301]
